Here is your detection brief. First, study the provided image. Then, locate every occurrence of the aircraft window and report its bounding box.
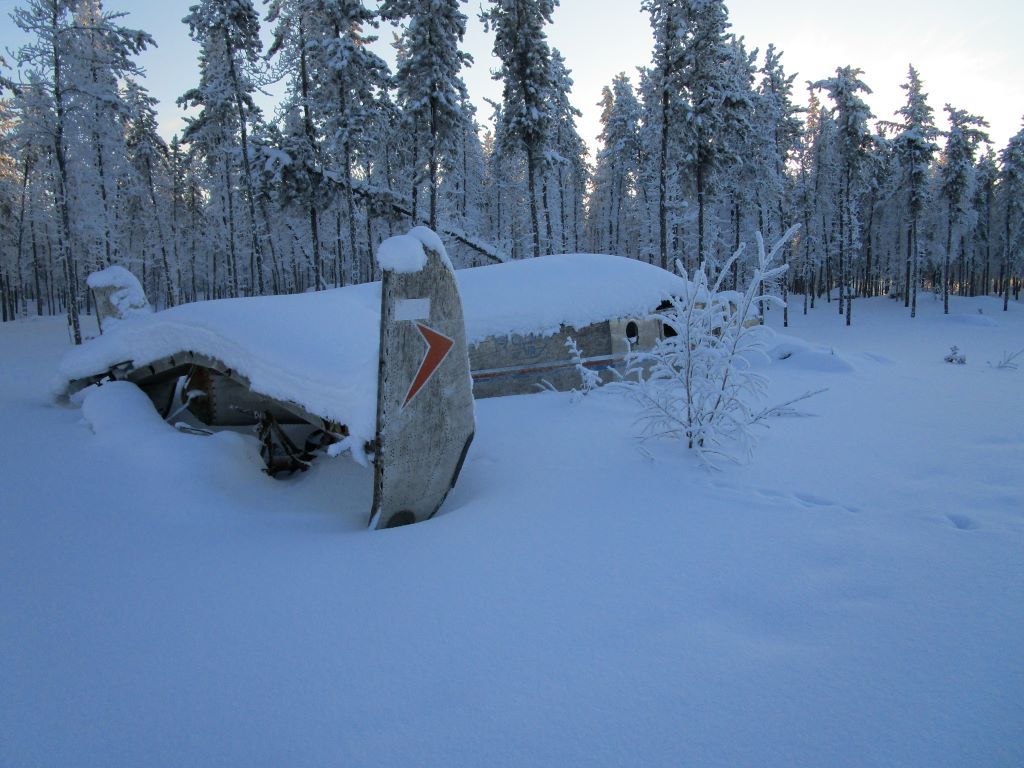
[658,300,678,337]
[626,321,640,345]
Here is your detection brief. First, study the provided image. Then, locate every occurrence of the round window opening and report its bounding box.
[626,321,640,345]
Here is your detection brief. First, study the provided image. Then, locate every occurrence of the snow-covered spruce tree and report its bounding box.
[679,0,742,269]
[0,95,17,322]
[481,93,531,258]
[305,0,388,283]
[857,133,891,299]
[755,44,802,324]
[1000,118,1024,310]
[266,0,336,290]
[614,226,802,465]
[882,65,939,316]
[589,73,643,257]
[480,0,556,258]
[180,0,267,297]
[793,89,839,312]
[64,0,149,279]
[812,67,873,325]
[791,95,817,314]
[971,148,998,296]
[381,0,472,231]
[123,79,178,308]
[938,105,989,314]
[712,34,757,283]
[3,73,50,319]
[166,134,216,301]
[166,135,193,301]
[437,94,489,264]
[545,49,588,254]
[588,82,615,253]
[12,1,100,342]
[641,0,686,270]
[264,103,328,289]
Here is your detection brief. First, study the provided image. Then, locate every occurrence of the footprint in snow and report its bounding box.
[793,491,860,514]
[751,487,859,514]
[860,351,895,365]
[946,513,980,531]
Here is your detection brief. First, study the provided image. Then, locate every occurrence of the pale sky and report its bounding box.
[2,0,1022,154]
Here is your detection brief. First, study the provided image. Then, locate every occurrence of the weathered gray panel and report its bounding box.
[469,315,669,399]
[371,242,475,529]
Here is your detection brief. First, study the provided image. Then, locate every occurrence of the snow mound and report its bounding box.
[408,226,453,270]
[767,333,855,373]
[376,226,455,274]
[459,254,687,341]
[377,234,428,273]
[947,313,999,327]
[81,381,173,440]
[86,265,152,319]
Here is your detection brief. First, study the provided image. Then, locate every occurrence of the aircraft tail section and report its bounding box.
[370,229,475,529]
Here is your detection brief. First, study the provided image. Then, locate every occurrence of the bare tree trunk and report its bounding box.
[658,84,670,270]
[223,31,264,295]
[904,225,912,307]
[557,164,567,253]
[50,13,81,344]
[89,60,115,268]
[526,148,541,258]
[541,171,553,255]
[220,153,240,298]
[911,215,919,318]
[298,21,322,290]
[15,152,32,318]
[31,207,43,316]
[696,160,706,267]
[143,157,176,307]
[428,101,439,230]
[944,212,952,314]
[1005,213,1012,312]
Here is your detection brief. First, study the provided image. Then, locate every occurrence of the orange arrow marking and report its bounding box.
[403,322,455,408]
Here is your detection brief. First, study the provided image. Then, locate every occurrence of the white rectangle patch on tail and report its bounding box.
[395,298,431,321]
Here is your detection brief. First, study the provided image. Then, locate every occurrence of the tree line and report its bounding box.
[0,0,1021,343]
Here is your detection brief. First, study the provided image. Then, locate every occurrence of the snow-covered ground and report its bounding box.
[2,293,1022,767]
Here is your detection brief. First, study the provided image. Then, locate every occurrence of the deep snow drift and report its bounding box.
[2,292,1022,767]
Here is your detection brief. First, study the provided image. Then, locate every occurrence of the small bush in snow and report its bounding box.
[613,226,816,466]
[565,336,602,400]
[944,345,967,364]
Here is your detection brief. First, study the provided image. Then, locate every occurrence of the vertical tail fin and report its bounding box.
[370,229,475,530]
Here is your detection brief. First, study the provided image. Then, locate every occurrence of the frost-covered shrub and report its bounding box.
[614,226,814,465]
[944,345,967,364]
[565,336,602,400]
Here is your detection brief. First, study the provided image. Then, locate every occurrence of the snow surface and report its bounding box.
[57,253,687,444]
[3,293,1023,767]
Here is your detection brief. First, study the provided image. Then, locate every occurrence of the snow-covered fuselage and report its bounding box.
[59,247,687,526]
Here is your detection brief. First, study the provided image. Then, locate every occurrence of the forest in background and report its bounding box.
[0,0,1021,344]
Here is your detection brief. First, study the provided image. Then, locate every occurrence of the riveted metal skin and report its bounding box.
[370,244,475,530]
